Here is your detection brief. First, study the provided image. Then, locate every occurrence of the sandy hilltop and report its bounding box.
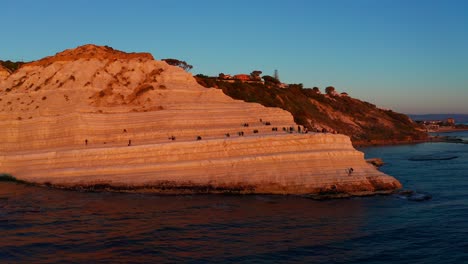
[0,44,401,196]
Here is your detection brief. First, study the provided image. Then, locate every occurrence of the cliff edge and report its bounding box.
[0,44,401,196]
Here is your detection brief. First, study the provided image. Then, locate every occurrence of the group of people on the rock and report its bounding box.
[313,128,339,134]
[282,126,307,133]
[83,120,342,148]
[259,119,272,126]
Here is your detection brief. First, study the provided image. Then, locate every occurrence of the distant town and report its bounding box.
[415,118,468,132]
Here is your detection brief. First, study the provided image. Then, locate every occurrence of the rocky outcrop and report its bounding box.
[0,44,401,196]
[367,158,384,167]
[26,44,154,67]
[2,134,400,195]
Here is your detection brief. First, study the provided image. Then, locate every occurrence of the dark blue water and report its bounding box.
[1,132,467,263]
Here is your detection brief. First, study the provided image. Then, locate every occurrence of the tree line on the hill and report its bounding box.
[0,60,25,72]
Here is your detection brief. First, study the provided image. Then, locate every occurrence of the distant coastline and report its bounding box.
[354,138,432,148]
[408,114,468,124]
[434,127,468,133]
[355,128,468,148]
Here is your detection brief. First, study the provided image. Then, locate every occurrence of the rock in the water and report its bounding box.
[395,190,432,201]
[409,154,458,161]
[366,158,385,167]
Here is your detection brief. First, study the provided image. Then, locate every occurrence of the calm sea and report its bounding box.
[1,131,467,263]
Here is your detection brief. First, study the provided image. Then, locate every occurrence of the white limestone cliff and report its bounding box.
[0,45,401,196]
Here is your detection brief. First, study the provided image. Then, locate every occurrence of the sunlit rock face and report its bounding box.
[0,45,401,196]
[0,65,10,80]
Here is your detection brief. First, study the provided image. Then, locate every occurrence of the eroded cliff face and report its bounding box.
[0,44,401,196]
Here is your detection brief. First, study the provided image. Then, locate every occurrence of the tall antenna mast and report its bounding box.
[274,69,279,81]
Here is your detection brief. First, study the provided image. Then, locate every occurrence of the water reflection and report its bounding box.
[0,182,370,262]
[3,134,468,263]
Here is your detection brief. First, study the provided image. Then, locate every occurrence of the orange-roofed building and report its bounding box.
[447,118,455,125]
[233,74,251,82]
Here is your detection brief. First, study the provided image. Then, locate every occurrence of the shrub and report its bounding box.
[0,60,25,72]
[325,86,336,95]
[288,83,303,90]
[162,58,193,71]
[0,174,27,184]
[0,174,17,181]
[262,75,280,86]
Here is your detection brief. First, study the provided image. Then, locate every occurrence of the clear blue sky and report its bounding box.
[2,0,468,114]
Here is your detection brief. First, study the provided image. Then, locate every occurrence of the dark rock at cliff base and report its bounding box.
[366,158,385,167]
[409,154,458,161]
[395,190,432,201]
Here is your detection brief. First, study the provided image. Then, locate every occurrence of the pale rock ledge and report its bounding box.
[0,45,401,196]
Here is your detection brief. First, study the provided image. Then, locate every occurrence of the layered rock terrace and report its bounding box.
[0,45,401,196]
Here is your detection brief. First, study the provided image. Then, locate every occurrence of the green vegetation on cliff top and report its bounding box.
[195,75,427,145]
[0,60,25,72]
